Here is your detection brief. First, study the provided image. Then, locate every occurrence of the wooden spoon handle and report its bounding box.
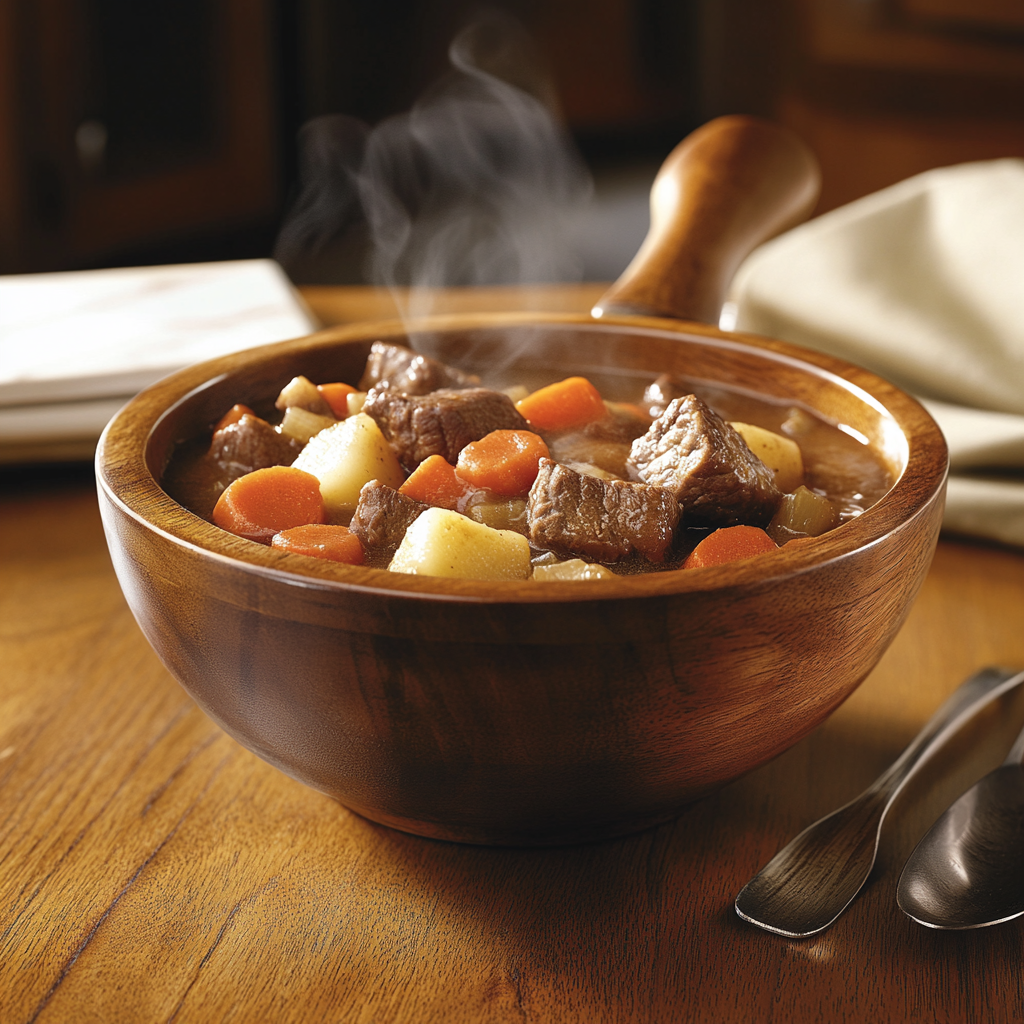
[592,115,820,325]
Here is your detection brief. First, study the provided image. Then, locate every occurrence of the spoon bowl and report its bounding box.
[897,720,1024,930]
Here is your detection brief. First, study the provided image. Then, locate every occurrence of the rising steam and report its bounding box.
[274,12,594,318]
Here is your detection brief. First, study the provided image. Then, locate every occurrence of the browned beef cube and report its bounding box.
[527,459,680,563]
[358,341,480,395]
[349,481,429,568]
[627,395,780,527]
[208,414,302,482]
[364,387,529,471]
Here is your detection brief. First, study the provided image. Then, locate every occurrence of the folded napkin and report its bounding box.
[728,159,1024,548]
[0,259,316,463]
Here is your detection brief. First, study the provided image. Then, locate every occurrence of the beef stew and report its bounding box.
[162,342,894,580]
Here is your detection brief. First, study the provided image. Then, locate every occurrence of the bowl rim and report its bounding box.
[96,310,949,604]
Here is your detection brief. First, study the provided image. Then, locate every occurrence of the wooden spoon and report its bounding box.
[592,114,820,325]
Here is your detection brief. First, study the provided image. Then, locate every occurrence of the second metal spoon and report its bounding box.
[735,667,1024,938]
[897,717,1024,930]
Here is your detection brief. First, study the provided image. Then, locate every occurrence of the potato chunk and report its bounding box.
[279,405,335,443]
[730,421,804,493]
[532,558,613,581]
[388,507,530,581]
[292,413,404,512]
[275,374,334,418]
[768,485,839,543]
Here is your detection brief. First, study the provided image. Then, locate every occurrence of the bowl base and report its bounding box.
[337,797,693,847]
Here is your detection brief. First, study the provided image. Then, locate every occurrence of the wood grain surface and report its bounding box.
[300,283,610,330]
[3,287,1024,1023]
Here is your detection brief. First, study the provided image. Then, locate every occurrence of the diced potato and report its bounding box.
[279,406,335,443]
[388,507,531,581]
[768,485,839,543]
[730,421,804,493]
[532,558,613,581]
[346,391,367,417]
[275,375,334,417]
[468,498,528,534]
[502,384,529,403]
[292,413,404,512]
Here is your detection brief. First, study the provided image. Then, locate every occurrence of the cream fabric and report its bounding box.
[729,159,1024,548]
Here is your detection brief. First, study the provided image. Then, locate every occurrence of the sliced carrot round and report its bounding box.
[515,377,607,432]
[682,525,777,570]
[271,524,364,564]
[399,453,479,511]
[456,430,550,497]
[317,382,358,418]
[214,403,256,431]
[212,466,325,544]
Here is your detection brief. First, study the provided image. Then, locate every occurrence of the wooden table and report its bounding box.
[3,286,1024,1023]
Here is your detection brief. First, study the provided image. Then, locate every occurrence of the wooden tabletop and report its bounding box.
[3,285,1024,1024]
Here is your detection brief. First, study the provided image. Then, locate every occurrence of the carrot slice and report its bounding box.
[317,382,358,418]
[456,430,550,497]
[399,454,479,511]
[682,525,777,570]
[271,524,364,564]
[515,377,607,432]
[214,404,255,431]
[212,466,325,543]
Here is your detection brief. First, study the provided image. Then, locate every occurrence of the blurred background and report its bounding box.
[1,0,1023,283]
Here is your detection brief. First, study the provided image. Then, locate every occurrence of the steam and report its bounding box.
[274,11,594,320]
[273,114,369,274]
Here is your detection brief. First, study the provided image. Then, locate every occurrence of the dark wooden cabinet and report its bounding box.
[775,0,1024,211]
[3,0,1022,273]
[0,0,279,273]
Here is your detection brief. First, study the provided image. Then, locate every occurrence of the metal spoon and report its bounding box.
[735,667,1024,938]
[897,718,1024,930]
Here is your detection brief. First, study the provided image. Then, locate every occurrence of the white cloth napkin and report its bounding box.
[728,159,1024,548]
[0,259,316,463]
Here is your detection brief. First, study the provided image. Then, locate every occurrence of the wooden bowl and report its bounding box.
[95,118,948,845]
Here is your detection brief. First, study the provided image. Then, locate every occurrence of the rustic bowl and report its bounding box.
[96,308,947,845]
[96,117,948,844]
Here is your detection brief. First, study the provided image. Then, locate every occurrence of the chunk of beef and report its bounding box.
[364,387,529,471]
[358,341,480,395]
[527,459,680,563]
[208,414,303,483]
[627,395,780,527]
[349,481,429,568]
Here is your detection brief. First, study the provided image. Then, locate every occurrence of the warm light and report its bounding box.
[837,423,870,446]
